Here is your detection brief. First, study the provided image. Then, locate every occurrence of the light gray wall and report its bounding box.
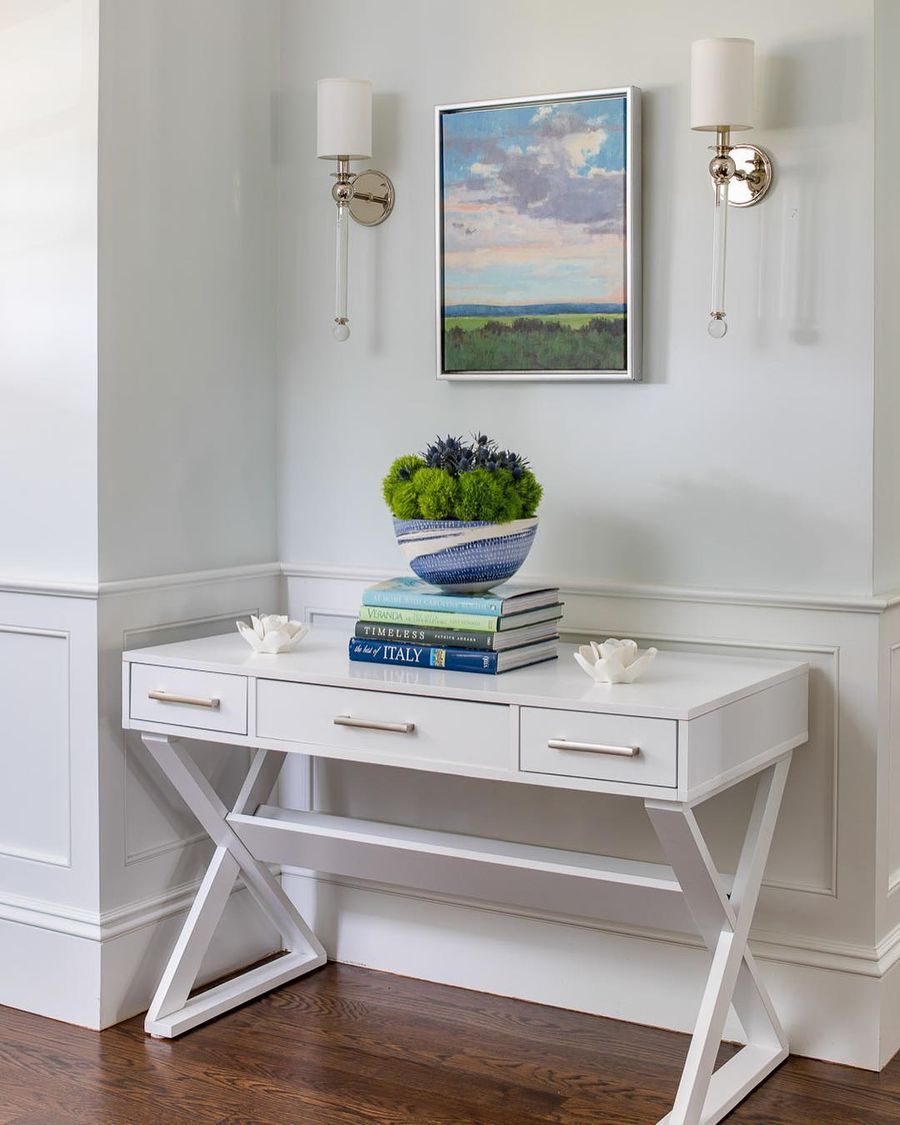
[277,0,876,597]
[874,0,900,594]
[0,0,99,584]
[98,0,280,582]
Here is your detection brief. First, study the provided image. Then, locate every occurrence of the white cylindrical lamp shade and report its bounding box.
[691,38,755,131]
[317,78,372,159]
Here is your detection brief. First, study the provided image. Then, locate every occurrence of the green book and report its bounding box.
[357,603,563,633]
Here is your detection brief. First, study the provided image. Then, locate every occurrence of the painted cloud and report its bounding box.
[441,95,627,307]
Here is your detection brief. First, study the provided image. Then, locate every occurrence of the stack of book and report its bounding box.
[348,577,562,674]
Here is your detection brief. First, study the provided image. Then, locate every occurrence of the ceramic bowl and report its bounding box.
[392,517,538,593]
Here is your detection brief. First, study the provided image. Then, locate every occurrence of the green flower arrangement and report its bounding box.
[382,434,543,524]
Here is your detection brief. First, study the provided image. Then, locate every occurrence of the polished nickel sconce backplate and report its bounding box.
[710,136,773,208]
[332,159,395,227]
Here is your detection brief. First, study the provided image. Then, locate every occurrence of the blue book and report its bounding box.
[362,576,558,618]
[348,637,558,675]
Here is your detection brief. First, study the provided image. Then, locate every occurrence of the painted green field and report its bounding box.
[443,313,626,373]
[449,313,622,332]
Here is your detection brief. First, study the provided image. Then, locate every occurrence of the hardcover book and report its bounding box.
[357,603,563,632]
[354,619,560,652]
[362,577,559,618]
[348,637,558,675]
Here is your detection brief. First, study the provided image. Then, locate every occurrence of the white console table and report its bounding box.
[122,630,808,1125]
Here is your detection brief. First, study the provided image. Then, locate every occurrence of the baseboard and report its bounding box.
[0,915,103,1028]
[282,870,885,1070]
[99,881,280,1028]
[0,879,280,1030]
[879,950,900,1067]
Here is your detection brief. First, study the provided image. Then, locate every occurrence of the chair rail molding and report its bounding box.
[281,561,898,614]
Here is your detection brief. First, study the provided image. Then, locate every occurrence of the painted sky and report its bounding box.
[441,95,627,308]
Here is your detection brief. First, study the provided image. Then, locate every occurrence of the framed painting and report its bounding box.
[435,87,640,382]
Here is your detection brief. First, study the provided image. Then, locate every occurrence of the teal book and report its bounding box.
[362,576,558,618]
[357,602,563,632]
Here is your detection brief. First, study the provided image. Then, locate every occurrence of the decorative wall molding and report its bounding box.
[100,562,282,598]
[123,831,208,868]
[889,641,900,894]
[0,625,73,868]
[0,562,282,600]
[0,577,98,599]
[287,869,900,981]
[0,869,275,944]
[1,861,894,979]
[5,560,898,613]
[284,561,898,614]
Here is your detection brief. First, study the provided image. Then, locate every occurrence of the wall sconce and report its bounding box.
[317,78,395,341]
[691,38,773,338]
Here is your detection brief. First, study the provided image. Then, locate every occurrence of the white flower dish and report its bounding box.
[574,638,658,684]
[237,615,309,654]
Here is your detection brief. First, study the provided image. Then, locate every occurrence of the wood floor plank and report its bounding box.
[1,963,899,1123]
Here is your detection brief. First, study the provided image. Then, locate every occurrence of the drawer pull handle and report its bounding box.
[547,738,639,757]
[148,690,220,710]
[334,715,415,734]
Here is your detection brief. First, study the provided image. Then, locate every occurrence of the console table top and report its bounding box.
[123,629,807,722]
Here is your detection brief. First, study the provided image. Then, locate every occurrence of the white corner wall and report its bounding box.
[98,0,280,582]
[0,0,286,1030]
[94,0,285,1021]
[277,0,875,599]
[0,0,99,586]
[873,0,900,594]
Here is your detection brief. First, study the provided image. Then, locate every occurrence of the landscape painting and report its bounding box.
[436,88,639,381]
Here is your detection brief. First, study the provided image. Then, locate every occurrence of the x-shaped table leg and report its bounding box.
[142,735,326,1038]
[646,755,792,1125]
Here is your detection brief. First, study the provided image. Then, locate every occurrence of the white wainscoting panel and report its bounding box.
[0,591,99,914]
[877,601,900,969]
[281,566,887,1067]
[0,626,71,866]
[888,637,900,894]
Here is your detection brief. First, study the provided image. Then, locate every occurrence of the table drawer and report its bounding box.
[257,681,510,773]
[520,708,677,787]
[130,663,248,735]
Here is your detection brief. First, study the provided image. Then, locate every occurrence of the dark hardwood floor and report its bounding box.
[1,963,899,1123]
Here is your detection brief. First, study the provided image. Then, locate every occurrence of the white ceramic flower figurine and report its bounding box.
[237,615,309,654]
[574,638,657,684]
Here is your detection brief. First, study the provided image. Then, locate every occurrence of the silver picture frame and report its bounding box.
[435,86,641,382]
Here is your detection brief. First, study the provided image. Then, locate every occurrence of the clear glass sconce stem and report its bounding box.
[330,156,352,342]
[707,127,732,339]
[335,200,349,330]
[710,179,729,324]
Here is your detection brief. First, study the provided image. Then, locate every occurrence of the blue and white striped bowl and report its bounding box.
[393,518,538,593]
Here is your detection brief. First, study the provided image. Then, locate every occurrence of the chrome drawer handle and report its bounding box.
[334,715,415,734]
[547,738,639,757]
[148,690,220,710]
